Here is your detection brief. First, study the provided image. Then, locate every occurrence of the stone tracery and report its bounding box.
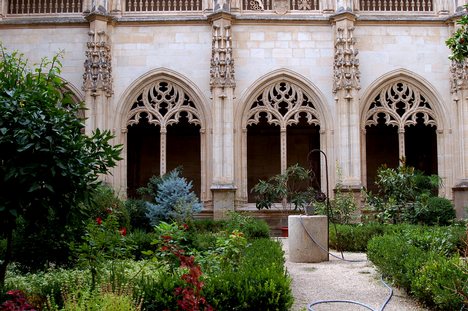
[364,81,437,130]
[246,81,320,129]
[126,80,202,130]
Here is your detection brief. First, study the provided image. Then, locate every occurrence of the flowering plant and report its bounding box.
[1,290,36,311]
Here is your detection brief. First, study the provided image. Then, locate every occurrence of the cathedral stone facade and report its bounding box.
[1,0,467,219]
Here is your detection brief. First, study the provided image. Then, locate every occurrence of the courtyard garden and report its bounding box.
[1,41,468,310]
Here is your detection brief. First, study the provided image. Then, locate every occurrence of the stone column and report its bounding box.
[450,43,468,219]
[0,0,6,19]
[208,12,237,219]
[83,11,114,183]
[330,12,362,195]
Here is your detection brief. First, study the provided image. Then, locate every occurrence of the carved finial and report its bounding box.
[210,24,235,89]
[333,26,360,97]
[83,31,113,97]
[450,60,468,94]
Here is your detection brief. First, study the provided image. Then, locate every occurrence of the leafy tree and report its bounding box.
[0,47,122,286]
[446,4,468,61]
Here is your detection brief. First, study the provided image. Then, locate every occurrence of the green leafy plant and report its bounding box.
[446,5,468,61]
[57,289,141,311]
[145,221,212,311]
[0,47,122,286]
[364,164,444,224]
[251,164,315,218]
[71,214,132,290]
[223,211,270,239]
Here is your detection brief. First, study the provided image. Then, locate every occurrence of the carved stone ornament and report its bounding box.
[450,60,468,94]
[333,26,360,97]
[246,81,320,129]
[210,24,235,89]
[364,82,437,130]
[273,0,289,13]
[83,31,113,96]
[249,0,264,10]
[126,80,202,130]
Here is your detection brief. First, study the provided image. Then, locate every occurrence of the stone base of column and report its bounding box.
[452,181,468,219]
[211,184,237,220]
[288,215,329,263]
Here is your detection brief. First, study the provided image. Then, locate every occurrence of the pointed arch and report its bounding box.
[360,69,452,196]
[234,69,334,204]
[114,68,211,202]
[58,78,85,119]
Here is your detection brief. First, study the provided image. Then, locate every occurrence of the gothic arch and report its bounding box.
[360,69,452,196]
[58,78,85,119]
[234,69,334,203]
[60,79,84,104]
[114,68,211,201]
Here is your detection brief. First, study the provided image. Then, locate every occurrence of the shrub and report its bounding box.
[418,196,456,226]
[4,267,89,309]
[80,185,130,229]
[203,238,293,310]
[60,290,141,311]
[124,199,152,232]
[125,230,158,261]
[224,212,270,239]
[411,256,466,310]
[368,234,432,289]
[367,227,467,310]
[329,223,386,252]
[143,169,202,226]
[190,219,227,234]
[364,164,442,224]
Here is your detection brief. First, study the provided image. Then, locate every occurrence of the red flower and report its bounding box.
[119,227,127,236]
[182,223,189,230]
[105,208,113,214]
[162,235,172,241]
[96,217,102,225]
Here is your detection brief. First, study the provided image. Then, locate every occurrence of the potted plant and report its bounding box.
[251,163,316,237]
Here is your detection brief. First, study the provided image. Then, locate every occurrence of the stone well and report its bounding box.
[288,215,329,263]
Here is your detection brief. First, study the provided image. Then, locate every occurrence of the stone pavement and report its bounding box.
[279,238,429,311]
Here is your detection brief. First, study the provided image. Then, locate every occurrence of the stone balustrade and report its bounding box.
[1,0,460,15]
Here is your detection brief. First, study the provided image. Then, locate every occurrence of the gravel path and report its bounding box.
[279,238,429,311]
